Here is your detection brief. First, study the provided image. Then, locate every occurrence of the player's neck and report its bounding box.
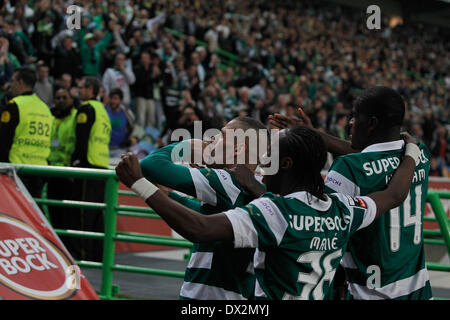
[367,131,401,147]
[279,180,305,196]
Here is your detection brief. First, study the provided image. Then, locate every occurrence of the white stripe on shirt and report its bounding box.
[180,282,247,300]
[325,170,361,196]
[187,252,213,269]
[215,169,241,205]
[254,278,267,298]
[254,249,265,270]
[224,207,258,248]
[349,268,430,300]
[357,196,377,231]
[189,168,217,206]
[341,252,358,269]
[252,198,288,245]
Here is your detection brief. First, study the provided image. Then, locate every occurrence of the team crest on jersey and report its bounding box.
[347,196,367,209]
[246,205,260,216]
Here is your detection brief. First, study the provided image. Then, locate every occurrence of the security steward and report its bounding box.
[0,67,53,197]
[46,88,77,247]
[69,76,111,262]
[49,88,77,167]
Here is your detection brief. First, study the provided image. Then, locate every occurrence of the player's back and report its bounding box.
[325,141,432,300]
[231,191,377,300]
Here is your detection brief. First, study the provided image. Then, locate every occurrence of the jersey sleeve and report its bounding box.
[224,195,289,249]
[140,141,243,209]
[0,101,19,162]
[325,155,361,196]
[140,141,197,197]
[331,193,377,234]
[168,190,203,212]
[72,103,95,167]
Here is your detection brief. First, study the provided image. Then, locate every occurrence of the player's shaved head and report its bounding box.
[350,86,405,149]
[354,86,405,130]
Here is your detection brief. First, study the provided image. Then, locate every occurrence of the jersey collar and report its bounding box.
[361,140,404,153]
[285,192,332,211]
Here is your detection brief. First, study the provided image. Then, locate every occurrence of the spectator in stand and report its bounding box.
[190,51,205,89]
[102,52,135,108]
[430,125,450,177]
[0,34,15,99]
[175,104,211,142]
[53,35,82,80]
[34,63,53,106]
[76,18,114,77]
[329,114,348,141]
[429,157,445,177]
[133,51,159,129]
[53,73,72,92]
[30,0,62,66]
[106,88,135,158]
[156,39,177,63]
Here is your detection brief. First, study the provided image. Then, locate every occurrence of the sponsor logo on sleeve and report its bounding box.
[347,196,367,209]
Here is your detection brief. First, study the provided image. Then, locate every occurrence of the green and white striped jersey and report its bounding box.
[325,140,433,300]
[140,141,257,299]
[224,191,378,300]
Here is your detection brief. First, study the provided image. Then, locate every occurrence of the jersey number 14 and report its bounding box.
[390,185,422,252]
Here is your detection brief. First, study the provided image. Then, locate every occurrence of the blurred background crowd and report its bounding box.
[0,0,448,176]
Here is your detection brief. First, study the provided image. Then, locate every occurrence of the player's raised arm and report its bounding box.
[116,153,233,243]
[139,139,208,199]
[366,141,421,219]
[269,108,359,156]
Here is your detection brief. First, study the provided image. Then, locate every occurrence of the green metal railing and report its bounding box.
[2,163,450,300]
[2,163,193,300]
[424,191,450,275]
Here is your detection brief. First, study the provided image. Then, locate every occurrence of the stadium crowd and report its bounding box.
[0,0,448,176]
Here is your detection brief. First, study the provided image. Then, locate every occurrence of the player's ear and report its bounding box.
[368,116,379,131]
[280,156,293,170]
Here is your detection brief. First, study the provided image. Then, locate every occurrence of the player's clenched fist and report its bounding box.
[115,152,144,188]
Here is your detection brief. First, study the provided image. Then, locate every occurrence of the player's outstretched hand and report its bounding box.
[297,107,313,129]
[116,152,144,188]
[400,131,417,145]
[268,114,298,129]
[268,107,313,130]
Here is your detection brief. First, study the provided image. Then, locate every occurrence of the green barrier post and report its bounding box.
[427,192,450,257]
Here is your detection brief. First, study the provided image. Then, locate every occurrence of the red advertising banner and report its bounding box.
[0,168,98,300]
